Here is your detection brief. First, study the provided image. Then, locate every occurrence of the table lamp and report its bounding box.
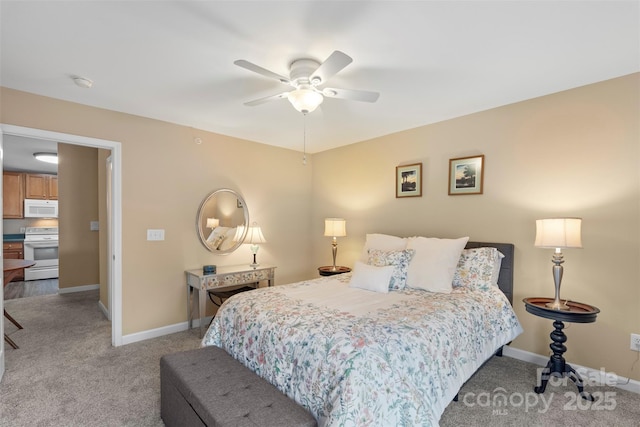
[245,222,266,267]
[324,218,346,271]
[534,218,582,310]
[206,218,219,229]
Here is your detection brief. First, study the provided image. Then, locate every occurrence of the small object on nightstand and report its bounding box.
[523,297,599,401]
[246,222,267,267]
[318,266,351,276]
[203,265,216,275]
[324,218,347,271]
[534,218,582,310]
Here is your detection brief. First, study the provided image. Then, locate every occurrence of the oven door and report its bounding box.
[23,241,59,280]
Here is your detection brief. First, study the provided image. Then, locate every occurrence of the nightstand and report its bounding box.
[523,297,600,400]
[318,266,351,276]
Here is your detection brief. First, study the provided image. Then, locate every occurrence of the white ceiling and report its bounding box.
[2,135,58,174]
[1,1,638,155]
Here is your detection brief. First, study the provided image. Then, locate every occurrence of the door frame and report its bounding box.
[0,124,123,349]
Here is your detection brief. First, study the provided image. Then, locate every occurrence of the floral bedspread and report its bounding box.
[202,274,522,426]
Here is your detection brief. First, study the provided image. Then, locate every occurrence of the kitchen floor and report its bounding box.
[4,279,58,300]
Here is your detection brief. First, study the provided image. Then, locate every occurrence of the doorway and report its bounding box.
[0,124,123,380]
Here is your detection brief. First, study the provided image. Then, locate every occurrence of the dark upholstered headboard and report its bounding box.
[465,242,514,305]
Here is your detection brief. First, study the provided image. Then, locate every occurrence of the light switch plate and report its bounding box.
[90,221,99,231]
[147,229,165,241]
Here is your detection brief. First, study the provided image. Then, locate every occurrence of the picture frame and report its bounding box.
[448,155,484,195]
[396,163,422,198]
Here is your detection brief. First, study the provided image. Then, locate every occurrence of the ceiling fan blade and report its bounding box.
[244,91,290,106]
[234,60,290,85]
[323,87,380,103]
[309,51,353,86]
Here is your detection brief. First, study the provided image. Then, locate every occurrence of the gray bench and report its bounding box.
[160,346,317,427]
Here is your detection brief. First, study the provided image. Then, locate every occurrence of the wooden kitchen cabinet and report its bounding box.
[3,171,25,218]
[25,173,58,200]
[3,242,25,281]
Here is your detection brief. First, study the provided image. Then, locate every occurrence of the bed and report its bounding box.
[202,239,522,426]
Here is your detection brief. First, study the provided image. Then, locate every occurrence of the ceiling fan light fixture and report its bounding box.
[287,88,323,114]
[34,152,58,164]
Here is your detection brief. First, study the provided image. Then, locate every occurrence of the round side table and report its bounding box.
[523,297,600,400]
[318,266,351,276]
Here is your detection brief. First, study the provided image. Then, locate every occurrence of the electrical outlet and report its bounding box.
[631,333,640,352]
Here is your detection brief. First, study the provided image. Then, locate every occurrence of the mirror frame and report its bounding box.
[196,188,249,254]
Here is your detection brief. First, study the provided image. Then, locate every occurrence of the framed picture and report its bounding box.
[396,163,422,198]
[449,155,484,195]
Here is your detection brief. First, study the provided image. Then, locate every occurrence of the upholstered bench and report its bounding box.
[160,346,317,427]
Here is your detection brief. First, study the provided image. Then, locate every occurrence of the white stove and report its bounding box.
[24,226,59,281]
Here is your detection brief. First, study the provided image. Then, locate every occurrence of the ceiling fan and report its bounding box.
[234,51,380,114]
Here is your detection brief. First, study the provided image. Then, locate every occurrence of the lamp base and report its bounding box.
[545,300,570,311]
[249,252,259,268]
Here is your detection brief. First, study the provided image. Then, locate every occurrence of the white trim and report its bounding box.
[504,346,640,394]
[0,124,123,347]
[98,300,110,320]
[58,284,100,294]
[121,318,211,345]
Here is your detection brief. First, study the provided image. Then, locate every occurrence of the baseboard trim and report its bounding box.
[121,317,212,345]
[504,346,640,394]
[98,300,111,321]
[58,284,100,294]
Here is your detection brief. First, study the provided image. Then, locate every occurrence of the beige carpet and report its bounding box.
[1,290,638,426]
[2,290,200,426]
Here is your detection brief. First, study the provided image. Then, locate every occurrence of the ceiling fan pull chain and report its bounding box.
[302,113,307,166]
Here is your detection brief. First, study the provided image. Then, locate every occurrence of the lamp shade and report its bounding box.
[206,218,219,229]
[534,218,582,249]
[324,218,347,237]
[246,223,266,244]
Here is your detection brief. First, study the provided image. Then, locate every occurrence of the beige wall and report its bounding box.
[58,144,100,289]
[2,73,638,381]
[1,87,313,335]
[311,73,640,381]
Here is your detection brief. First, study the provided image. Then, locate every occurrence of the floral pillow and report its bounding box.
[359,233,407,263]
[452,247,504,291]
[367,248,415,290]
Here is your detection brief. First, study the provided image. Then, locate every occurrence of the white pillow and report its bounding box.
[358,233,407,262]
[349,261,392,293]
[206,226,230,242]
[491,251,505,285]
[367,249,415,290]
[217,227,238,251]
[406,236,470,293]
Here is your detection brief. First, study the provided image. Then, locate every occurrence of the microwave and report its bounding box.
[24,199,58,218]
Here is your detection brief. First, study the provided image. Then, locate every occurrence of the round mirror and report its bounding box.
[196,189,249,254]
